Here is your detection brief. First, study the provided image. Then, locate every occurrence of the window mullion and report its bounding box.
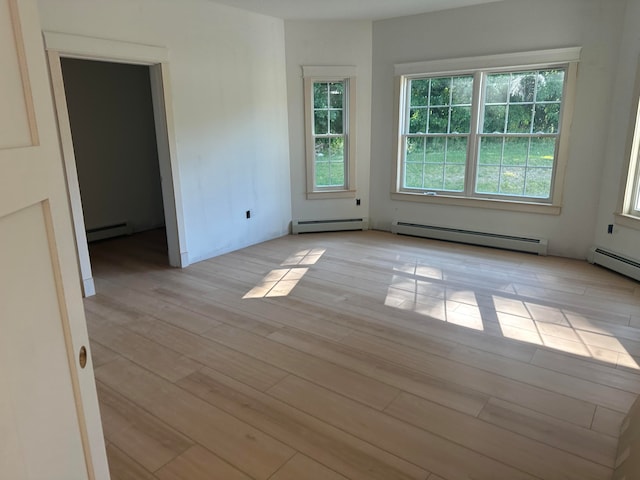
[465,71,484,196]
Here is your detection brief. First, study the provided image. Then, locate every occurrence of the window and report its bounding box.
[625,151,640,218]
[394,49,580,213]
[313,81,346,188]
[303,66,356,199]
[403,74,472,193]
[619,73,640,224]
[633,172,640,217]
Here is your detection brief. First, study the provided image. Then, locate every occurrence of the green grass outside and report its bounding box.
[404,135,555,198]
[315,137,345,187]
[316,160,345,187]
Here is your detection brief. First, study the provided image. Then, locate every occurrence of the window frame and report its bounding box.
[392,48,581,215]
[303,66,357,200]
[399,73,475,195]
[617,56,640,229]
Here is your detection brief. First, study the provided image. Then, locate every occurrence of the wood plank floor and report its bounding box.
[85,229,640,480]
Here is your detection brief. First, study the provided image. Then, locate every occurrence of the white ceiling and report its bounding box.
[208,0,505,21]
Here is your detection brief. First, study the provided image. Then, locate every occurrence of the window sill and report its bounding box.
[615,213,640,231]
[307,190,356,200]
[391,192,561,215]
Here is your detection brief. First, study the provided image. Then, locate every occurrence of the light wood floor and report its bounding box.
[85,229,640,480]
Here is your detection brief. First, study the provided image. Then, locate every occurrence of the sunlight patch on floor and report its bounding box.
[488,295,639,368]
[282,248,326,266]
[243,248,326,299]
[243,267,309,299]
[385,271,639,369]
[385,275,484,331]
[393,261,445,281]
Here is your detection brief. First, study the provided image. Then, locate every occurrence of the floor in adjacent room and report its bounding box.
[85,229,640,480]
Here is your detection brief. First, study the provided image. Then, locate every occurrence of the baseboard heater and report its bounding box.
[86,222,132,243]
[292,218,368,234]
[391,221,548,256]
[588,247,640,282]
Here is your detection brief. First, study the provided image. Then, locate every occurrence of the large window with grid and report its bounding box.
[395,49,580,209]
[303,66,356,199]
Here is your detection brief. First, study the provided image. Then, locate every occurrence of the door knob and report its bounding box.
[79,346,87,368]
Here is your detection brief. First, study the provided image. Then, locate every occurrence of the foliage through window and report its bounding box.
[399,66,569,203]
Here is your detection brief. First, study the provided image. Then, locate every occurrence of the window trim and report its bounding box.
[392,48,581,214]
[303,66,357,200]
[616,55,640,230]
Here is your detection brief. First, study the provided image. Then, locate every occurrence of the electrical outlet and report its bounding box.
[607,224,613,234]
[356,198,361,206]
[246,210,251,219]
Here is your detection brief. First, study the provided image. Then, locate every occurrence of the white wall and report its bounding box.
[285,20,372,222]
[38,0,292,263]
[370,0,626,258]
[594,0,640,259]
[61,58,165,235]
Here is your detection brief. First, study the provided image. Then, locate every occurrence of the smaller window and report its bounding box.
[313,81,346,188]
[625,104,640,218]
[619,61,640,224]
[303,66,356,199]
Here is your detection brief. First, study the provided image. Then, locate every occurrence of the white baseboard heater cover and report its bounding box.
[292,218,368,234]
[588,247,640,282]
[86,222,132,242]
[391,221,548,256]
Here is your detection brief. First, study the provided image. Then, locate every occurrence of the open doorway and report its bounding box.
[45,33,188,297]
[60,58,167,255]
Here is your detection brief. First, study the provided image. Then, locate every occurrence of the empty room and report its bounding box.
[2,0,640,479]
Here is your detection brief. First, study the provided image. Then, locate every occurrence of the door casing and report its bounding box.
[45,32,188,296]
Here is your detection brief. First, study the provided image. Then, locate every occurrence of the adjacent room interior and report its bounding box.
[15,0,640,478]
[60,57,167,249]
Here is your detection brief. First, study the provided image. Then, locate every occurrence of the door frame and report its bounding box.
[44,32,188,296]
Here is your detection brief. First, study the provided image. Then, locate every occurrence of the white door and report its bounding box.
[0,0,109,479]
